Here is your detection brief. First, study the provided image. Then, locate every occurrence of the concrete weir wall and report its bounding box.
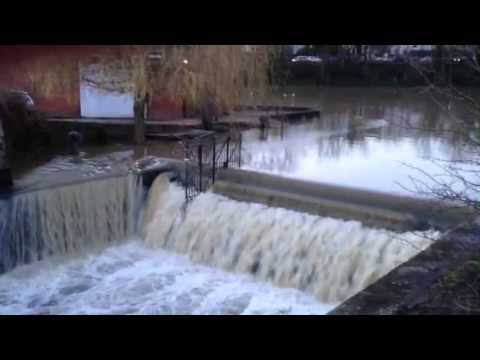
[329,224,480,315]
[210,167,478,314]
[212,168,472,232]
[3,159,476,314]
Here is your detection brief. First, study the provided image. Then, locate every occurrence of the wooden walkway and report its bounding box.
[46,107,321,141]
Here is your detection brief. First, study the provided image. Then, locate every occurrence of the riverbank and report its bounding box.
[398,252,480,314]
[330,223,480,315]
[5,84,480,315]
[285,61,480,87]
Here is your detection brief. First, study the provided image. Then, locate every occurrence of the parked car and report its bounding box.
[407,50,433,65]
[446,49,475,65]
[370,53,397,64]
[291,55,323,64]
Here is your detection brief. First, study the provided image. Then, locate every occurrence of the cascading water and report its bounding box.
[143,175,440,304]
[0,172,441,314]
[0,173,332,315]
[0,174,143,273]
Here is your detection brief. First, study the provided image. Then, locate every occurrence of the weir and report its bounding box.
[0,159,469,313]
[212,168,473,232]
[143,175,440,304]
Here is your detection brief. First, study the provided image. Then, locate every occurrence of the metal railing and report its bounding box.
[182,131,242,203]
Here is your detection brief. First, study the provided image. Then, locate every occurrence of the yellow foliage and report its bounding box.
[28,45,276,112]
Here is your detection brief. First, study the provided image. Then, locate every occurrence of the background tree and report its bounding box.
[406,45,480,217]
[26,45,278,144]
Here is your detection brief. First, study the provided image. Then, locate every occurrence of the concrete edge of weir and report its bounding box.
[208,167,479,315]
[212,168,474,233]
[328,222,480,315]
[0,158,184,199]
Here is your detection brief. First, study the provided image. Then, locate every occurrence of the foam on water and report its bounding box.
[0,173,440,314]
[144,175,440,304]
[0,239,333,315]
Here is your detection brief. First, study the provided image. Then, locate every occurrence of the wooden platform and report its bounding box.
[46,107,321,142]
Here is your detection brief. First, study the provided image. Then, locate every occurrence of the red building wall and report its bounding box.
[150,97,183,121]
[0,45,183,120]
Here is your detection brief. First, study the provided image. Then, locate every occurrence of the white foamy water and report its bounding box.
[144,175,440,304]
[0,239,333,315]
[0,173,440,315]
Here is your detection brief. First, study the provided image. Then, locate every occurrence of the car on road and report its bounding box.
[407,49,433,65]
[446,49,475,65]
[291,55,323,64]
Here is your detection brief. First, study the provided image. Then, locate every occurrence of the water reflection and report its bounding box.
[242,87,480,196]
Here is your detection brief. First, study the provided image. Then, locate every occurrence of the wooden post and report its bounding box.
[133,92,147,145]
[0,118,12,189]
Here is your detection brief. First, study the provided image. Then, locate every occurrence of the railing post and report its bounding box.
[212,137,216,184]
[184,145,189,202]
[238,133,242,168]
[281,115,285,139]
[225,136,230,169]
[198,145,203,192]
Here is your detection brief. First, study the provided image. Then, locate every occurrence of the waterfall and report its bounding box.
[0,174,144,273]
[143,175,440,304]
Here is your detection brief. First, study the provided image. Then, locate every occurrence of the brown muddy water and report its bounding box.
[241,86,480,197]
[14,86,480,197]
[2,87,477,315]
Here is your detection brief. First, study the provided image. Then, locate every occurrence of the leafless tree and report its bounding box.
[403,45,480,222]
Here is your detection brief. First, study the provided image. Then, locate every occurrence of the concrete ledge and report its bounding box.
[213,168,473,232]
[213,179,416,232]
[0,159,183,199]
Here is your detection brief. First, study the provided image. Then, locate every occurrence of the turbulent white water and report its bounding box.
[0,173,440,314]
[0,175,143,272]
[144,175,440,304]
[0,239,332,315]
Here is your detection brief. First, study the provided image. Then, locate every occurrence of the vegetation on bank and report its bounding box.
[401,255,480,314]
[27,45,279,113]
[0,89,52,159]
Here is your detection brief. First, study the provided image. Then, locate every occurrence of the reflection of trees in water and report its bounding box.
[320,96,473,162]
[242,146,303,173]
[242,128,315,173]
[316,134,369,159]
[243,89,478,173]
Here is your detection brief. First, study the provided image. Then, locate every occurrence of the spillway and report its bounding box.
[0,175,143,273]
[143,175,440,304]
[0,173,440,314]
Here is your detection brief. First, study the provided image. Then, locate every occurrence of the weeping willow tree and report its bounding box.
[26,45,278,144]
